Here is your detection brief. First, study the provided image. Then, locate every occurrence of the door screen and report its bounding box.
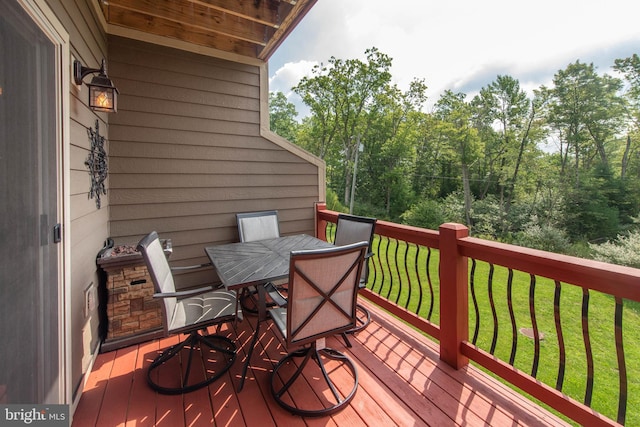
[0,1,60,404]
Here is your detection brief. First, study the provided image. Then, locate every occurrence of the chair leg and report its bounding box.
[147,331,236,394]
[270,344,358,417]
[240,286,279,315]
[341,332,352,348]
[341,303,371,347]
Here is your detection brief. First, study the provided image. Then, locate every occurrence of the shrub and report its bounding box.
[589,231,640,268]
[326,188,347,213]
[513,221,571,253]
[400,198,446,230]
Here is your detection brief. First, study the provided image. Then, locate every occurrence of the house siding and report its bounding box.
[106,36,323,289]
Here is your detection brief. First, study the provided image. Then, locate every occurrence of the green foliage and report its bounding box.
[325,188,347,213]
[283,49,640,249]
[589,230,640,268]
[513,221,571,253]
[400,199,446,230]
[268,91,299,142]
[439,191,466,223]
[469,195,503,238]
[562,166,623,241]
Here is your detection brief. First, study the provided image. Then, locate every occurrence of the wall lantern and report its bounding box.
[73,58,119,113]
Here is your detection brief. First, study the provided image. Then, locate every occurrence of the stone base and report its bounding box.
[98,242,171,352]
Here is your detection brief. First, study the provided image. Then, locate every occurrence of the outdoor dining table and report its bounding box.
[204,233,334,391]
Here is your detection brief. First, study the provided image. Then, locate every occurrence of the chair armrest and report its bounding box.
[264,282,288,307]
[153,286,213,299]
[170,262,212,271]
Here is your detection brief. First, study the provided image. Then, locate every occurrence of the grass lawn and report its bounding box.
[364,235,640,426]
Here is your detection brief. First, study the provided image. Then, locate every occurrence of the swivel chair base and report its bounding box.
[270,344,358,417]
[147,331,236,394]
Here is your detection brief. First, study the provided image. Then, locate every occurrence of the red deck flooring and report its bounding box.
[72,299,570,426]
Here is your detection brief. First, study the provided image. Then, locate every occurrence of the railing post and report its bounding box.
[439,222,469,369]
[315,202,327,240]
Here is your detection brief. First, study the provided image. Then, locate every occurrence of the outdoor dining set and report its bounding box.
[136,211,377,417]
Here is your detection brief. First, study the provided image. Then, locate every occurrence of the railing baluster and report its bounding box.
[529,274,540,378]
[412,243,422,315]
[582,288,594,406]
[488,264,498,355]
[615,296,627,425]
[393,238,401,304]
[407,243,417,313]
[553,281,566,391]
[425,246,435,320]
[401,242,411,309]
[470,259,480,345]
[507,269,517,366]
[383,236,393,300]
[371,234,381,293]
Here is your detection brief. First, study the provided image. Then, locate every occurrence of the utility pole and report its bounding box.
[349,135,363,214]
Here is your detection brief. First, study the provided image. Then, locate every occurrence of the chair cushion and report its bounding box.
[169,289,239,333]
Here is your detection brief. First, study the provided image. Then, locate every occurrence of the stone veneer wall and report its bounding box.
[105,263,162,340]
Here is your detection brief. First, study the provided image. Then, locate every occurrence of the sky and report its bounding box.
[268,0,640,119]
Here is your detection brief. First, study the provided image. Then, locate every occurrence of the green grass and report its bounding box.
[362,234,640,426]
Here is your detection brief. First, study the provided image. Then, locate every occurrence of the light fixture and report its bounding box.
[73,58,119,113]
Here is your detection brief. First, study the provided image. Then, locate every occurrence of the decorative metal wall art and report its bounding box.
[86,120,108,208]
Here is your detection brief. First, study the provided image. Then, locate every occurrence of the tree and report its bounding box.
[471,75,546,232]
[293,47,393,206]
[546,61,624,185]
[433,91,482,226]
[360,79,428,218]
[614,54,640,179]
[269,91,299,142]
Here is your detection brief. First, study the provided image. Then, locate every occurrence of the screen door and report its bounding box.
[0,0,61,404]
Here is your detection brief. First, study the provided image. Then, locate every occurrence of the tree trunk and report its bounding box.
[621,134,631,179]
[462,164,472,226]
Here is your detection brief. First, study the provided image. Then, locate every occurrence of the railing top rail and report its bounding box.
[316,207,440,249]
[459,235,640,302]
[317,205,640,301]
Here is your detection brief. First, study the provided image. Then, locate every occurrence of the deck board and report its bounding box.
[73,299,571,427]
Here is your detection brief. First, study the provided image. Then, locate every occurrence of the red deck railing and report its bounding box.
[315,203,640,427]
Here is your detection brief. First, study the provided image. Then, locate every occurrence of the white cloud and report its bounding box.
[269,60,318,97]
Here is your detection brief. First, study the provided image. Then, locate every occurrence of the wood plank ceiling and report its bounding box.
[99,0,317,61]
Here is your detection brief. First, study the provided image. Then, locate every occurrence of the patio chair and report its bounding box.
[269,241,368,416]
[137,231,240,394]
[236,210,286,313]
[334,213,377,346]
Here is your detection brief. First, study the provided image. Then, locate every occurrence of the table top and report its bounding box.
[205,234,333,291]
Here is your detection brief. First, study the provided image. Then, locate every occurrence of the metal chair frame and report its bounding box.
[137,231,239,394]
[334,213,377,346]
[269,241,368,416]
[235,210,284,314]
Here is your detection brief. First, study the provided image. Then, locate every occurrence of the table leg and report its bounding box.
[237,284,267,392]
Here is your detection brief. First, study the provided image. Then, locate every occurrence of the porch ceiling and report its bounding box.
[98,0,317,61]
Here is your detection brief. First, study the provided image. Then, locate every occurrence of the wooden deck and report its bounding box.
[72,299,571,426]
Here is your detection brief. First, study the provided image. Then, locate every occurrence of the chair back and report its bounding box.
[236,210,280,242]
[334,214,376,283]
[137,231,176,334]
[286,241,368,348]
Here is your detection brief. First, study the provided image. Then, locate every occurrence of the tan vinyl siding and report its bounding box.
[107,36,324,288]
